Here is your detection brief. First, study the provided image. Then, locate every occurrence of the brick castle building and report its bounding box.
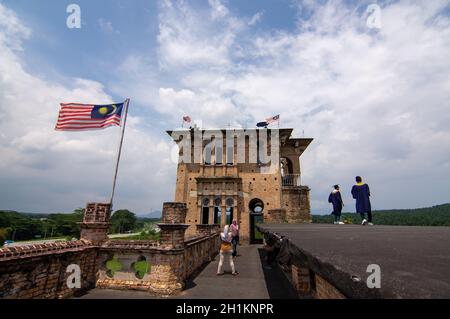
[167,127,313,244]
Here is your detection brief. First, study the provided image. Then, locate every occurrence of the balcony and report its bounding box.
[282,174,301,187]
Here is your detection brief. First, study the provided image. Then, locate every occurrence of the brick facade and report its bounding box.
[314,274,346,299]
[168,128,313,244]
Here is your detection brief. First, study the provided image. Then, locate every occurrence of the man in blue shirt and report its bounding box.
[351,176,373,226]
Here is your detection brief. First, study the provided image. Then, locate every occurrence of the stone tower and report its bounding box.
[167,128,313,244]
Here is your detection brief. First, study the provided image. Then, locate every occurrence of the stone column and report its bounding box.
[79,203,111,243]
[220,205,227,227]
[158,202,190,249]
[209,201,214,225]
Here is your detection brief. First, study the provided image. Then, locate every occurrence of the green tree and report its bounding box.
[110,210,137,234]
[0,228,11,246]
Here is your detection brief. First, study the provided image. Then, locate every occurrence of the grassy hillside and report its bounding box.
[313,203,450,226]
[0,209,161,245]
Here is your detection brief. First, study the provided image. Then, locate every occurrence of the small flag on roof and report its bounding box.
[266,114,280,124]
[256,114,280,128]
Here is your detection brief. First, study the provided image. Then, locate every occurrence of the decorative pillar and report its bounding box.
[209,201,214,225]
[158,202,189,249]
[221,205,227,227]
[79,202,111,243]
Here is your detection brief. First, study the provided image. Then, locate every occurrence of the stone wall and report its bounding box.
[267,209,287,223]
[95,203,220,296]
[185,225,220,279]
[0,240,98,299]
[95,234,220,295]
[96,241,185,295]
[259,227,348,299]
[0,202,223,298]
[315,274,346,299]
[282,186,312,223]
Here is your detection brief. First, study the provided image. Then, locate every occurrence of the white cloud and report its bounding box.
[248,11,264,26]
[157,0,244,68]
[0,3,174,213]
[0,3,30,50]
[2,0,450,216]
[150,0,450,211]
[208,0,229,20]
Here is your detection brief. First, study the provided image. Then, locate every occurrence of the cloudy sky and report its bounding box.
[0,0,449,215]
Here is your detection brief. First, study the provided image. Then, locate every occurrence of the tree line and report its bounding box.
[313,203,450,226]
[0,209,160,246]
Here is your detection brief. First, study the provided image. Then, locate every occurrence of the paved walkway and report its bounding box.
[78,245,297,299]
[259,224,450,298]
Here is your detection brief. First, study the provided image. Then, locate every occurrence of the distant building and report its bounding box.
[167,128,313,244]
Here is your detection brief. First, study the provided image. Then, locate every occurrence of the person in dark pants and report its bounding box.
[230,219,239,258]
[328,185,344,224]
[351,176,373,226]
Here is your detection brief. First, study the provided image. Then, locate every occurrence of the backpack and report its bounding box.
[220,241,232,252]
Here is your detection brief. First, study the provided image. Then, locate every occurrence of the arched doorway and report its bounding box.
[249,198,264,244]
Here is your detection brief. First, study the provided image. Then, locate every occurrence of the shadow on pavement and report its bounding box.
[257,248,298,299]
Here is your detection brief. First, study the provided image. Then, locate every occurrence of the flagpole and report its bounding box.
[109,98,130,207]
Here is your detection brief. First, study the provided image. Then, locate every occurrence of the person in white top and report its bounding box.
[217,225,238,276]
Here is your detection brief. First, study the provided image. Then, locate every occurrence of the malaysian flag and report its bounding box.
[55,102,124,131]
[266,114,280,124]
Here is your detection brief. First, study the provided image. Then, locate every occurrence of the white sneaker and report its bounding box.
[361,219,368,225]
[338,222,345,225]
[368,222,374,226]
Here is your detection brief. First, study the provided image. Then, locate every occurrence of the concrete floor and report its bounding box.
[77,245,298,299]
[259,224,450,298]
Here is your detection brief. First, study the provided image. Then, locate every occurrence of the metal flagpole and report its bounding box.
[109,98,130,207]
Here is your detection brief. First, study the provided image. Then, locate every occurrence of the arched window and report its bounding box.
[214,197,221,224]
[226,197,234,225]
[249,198,264,214]
[280,157,293,176]
[201,198,210,224]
